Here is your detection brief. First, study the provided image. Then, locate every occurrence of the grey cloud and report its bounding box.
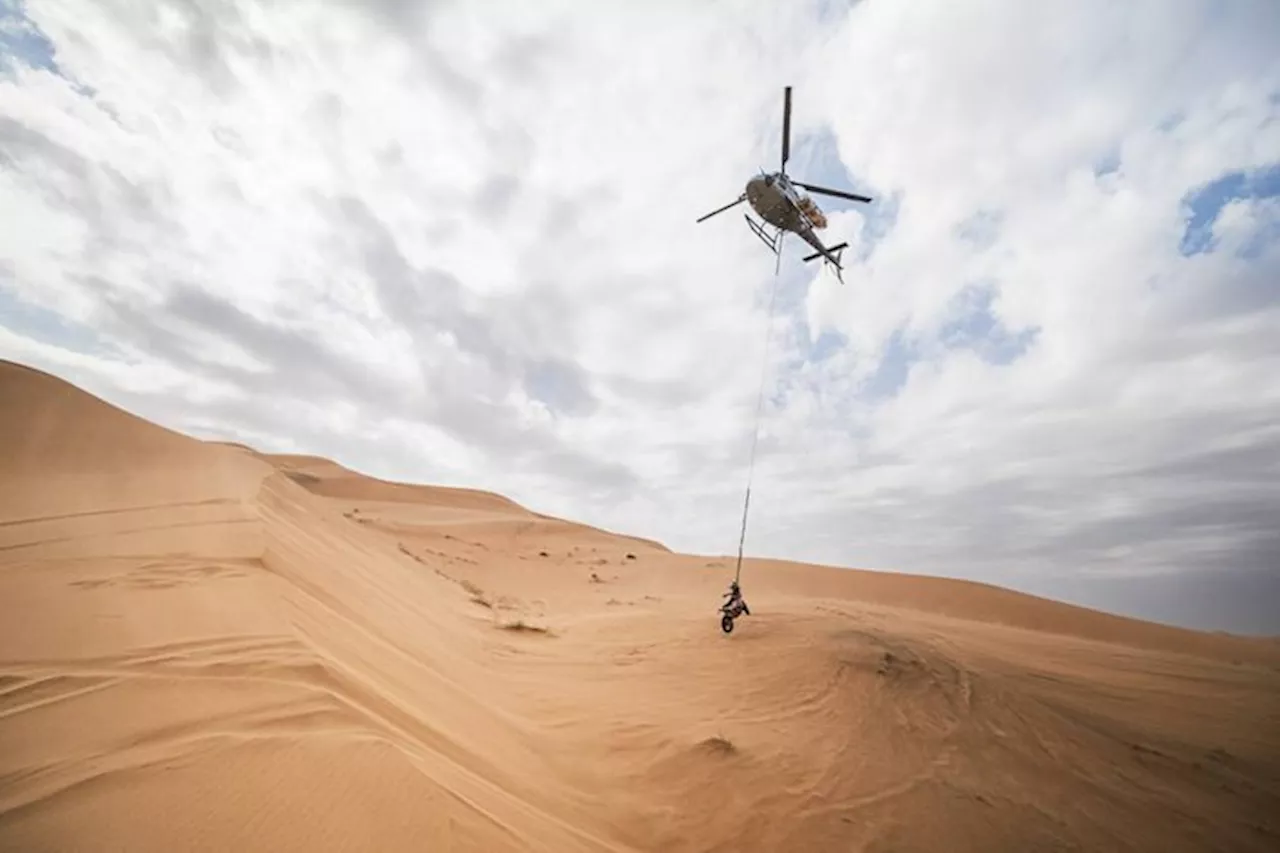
[78,0,275,95]
[332,195,491,363]
[91,283,201,367]
[492,32,561,87]
[165,285,405,404]
[340,0,452,31]
[1037,563,1280,637]
[0,117,110,225]
[751,387,1280,635]
[421,54,482,106]
[0,116,88,178]
[485,277,584,367]
[954,209,1003,250]
[95,378,407,482]
[1053,435,1280,566]
[89,262,633,500]
[336,0,559,95]
[0,117,177,256]
[598,372,715,409]
[668,433,763,488]
[333,194,597,406]
[540,195,586,242]
[376,142,405,171]
[1122,433,1280,486]
[344,1,559,111]
[481,117,533,171]
[1050,499,1280,570]
[326,195,627,491]
[174,0,277,88]
[805,462,1280,638]
[980,419,1279,571]
[94,281,403,411]
[1170,254,1279,323]
[306,93,344,129]
[210,125,250,156]
[354,0,485,109]
[472,173,520,219]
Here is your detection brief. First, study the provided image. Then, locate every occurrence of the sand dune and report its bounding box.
[1,358,1277,852]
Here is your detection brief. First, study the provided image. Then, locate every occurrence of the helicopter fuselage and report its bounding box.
[746,172,814,232]
[745,171,840,270]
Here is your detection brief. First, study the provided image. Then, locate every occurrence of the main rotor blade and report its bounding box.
[781,86,792,174]
[795,181,872,203]
[696,194,747,223]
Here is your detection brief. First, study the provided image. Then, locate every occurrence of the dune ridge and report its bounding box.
[1,357,1277,852]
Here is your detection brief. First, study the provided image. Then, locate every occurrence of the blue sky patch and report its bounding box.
[940,282,1039,365]
[0,2,96,98]
[786,122,891,262]
[812,0,863,28]
[954,208,1003,251]
[0,1,59,75]
[523,358,596,417]
[1157,111,1186,134]
[852,189,900,264]
[807,328,846,363]
[0,282,114,357]
[786,124,874,214]
[857,327,918,404]
[1093,147,1121,179]
[1179,162,1280,256]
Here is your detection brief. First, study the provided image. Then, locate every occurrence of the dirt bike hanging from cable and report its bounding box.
[720,594,750,634]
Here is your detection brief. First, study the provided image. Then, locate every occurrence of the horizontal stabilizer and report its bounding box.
[802,241,848,263]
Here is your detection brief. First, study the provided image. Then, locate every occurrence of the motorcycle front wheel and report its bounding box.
[721,614,735,634]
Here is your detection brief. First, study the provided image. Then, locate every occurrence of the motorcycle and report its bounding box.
[719,596,750,634]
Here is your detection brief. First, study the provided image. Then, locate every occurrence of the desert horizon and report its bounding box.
[2,356,1277,851]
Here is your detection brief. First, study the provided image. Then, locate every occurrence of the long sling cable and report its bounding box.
[733,251,784,584]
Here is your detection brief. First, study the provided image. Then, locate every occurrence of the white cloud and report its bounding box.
[2,0,1278,633]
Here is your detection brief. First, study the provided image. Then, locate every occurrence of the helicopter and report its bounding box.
[696,86,872,283]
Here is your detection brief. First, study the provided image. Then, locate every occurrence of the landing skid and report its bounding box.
[744,214,782,255]
[744,214,787,275]
[744,214,847,282]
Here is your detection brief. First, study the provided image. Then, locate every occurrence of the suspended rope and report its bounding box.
[733,253,783,584]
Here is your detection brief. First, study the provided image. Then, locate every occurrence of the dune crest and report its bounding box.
[1,358,1277,852]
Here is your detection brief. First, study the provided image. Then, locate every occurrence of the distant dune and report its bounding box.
[1,357,1277,852]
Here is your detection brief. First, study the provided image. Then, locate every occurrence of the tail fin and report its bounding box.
[802,241,848,283]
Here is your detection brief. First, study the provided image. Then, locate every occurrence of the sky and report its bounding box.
[2,0,1278,635]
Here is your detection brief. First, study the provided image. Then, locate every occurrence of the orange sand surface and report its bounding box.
[1,358,1277,851]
